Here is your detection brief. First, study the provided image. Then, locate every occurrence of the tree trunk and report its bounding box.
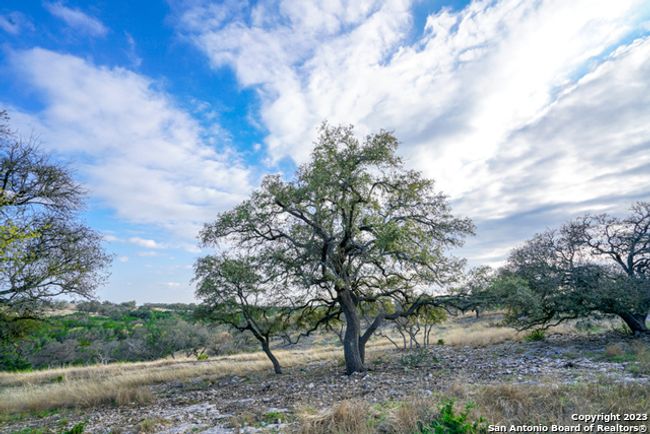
[261,341,283,374]
[339,290,366,374]
[619,312,649,335]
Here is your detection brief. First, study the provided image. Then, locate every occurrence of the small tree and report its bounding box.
[492,202,650,335]
[0,110,110,331]
[194,254,289,374]
[379,303,446,350]
[200,124,473,374]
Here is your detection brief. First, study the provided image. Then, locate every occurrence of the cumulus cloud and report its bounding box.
[44,2,108,37]
[174,0,650,263]
[8,48,253,241]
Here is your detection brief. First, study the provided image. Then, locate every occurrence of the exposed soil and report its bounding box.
[2,332,649,434]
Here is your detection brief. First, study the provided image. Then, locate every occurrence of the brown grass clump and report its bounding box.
[137,417,171,433]
[297,400,374,434]
[295,380,650,433]
[386,398,436,433]
[629,341,650,375]
[456,380,650,427]
[604,342,626,358]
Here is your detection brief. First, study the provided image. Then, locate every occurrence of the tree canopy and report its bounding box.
[0,110,111,328]
[194,253,291,373]
[491,202,650,334]
[198,124,474,374]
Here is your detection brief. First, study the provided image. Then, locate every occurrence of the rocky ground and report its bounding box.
[2,332,649,434]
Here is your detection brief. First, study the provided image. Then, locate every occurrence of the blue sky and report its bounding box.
[1,0,650,303]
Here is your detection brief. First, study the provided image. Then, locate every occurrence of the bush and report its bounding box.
[0,346,32,371]
[62,422,86,434]
[524,329,545,342]
[399,348,431,368]
[418,400,486,434]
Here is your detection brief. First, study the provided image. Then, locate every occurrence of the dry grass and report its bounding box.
[632,342,650,375]
[298,400,374,434]
[464,380,650,427]
[0,313,620,416]
[0,342,396,414]
[296,379,650,433]
[378,312,579,348]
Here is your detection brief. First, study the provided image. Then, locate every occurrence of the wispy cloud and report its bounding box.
[8,48,253,242]
[174,0,650,263]
[44,2,108,37]
[124,32,142,68]
[138,251,159,257]
[0,11,34,35]
[128,237,163,249]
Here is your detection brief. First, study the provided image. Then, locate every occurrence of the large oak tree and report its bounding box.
[199,124,473,374]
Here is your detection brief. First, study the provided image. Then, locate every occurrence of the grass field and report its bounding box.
[0,313,599,415]
[1,312,644,434]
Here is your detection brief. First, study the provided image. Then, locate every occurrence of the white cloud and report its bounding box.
[9,48,253,242]
[175,0,650,263]
[124,32,142,67]
[44,2,108,37]
[128,237,162,249]
[138,251,159,257]
[0,11,34,35]
[117,255,129,263]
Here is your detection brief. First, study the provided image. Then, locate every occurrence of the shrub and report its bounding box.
[399,348,431,368]
[524,329,545,342]
[62,422,86,434]
[418,400,487,434]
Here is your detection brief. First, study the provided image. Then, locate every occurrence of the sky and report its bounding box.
[1,0,650,304]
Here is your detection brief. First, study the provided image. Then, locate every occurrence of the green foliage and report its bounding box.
[1,110,111,331]
[10,429,46,434]
[0,302,225,371]
[524,329,545,342]
[262,410,287,424]
[399,348,432,368]
[199,123,474,373]
[418,400,487,434]
[489,202,650,333]
[437,339,445,345]
[61,422,86,434]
